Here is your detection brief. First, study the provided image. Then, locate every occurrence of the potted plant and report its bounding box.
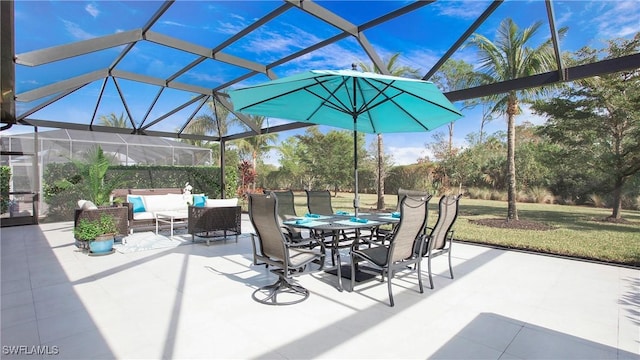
[74,214,118,254]
[58,145,122,207]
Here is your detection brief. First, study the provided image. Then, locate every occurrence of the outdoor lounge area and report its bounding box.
[1,215,638,359]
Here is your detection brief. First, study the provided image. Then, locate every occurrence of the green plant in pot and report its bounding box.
[74,214,118,254]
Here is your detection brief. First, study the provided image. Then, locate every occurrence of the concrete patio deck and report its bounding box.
[1,215,638,359]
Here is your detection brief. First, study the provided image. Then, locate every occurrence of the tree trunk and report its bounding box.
[252,151,257,191]
[506,95,519,221]
[611,176,624,219]
[376,134,385,210]
[448,122,454,154]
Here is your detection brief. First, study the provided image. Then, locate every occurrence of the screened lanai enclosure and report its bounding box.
[1,128,211,224]
[5,129,212,167]
[1,0,639,226]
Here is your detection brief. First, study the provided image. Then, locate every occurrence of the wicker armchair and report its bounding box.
[187,205,242,245]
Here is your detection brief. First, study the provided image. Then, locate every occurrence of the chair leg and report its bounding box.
[427,256,434,289]
[252,274,310,306]
[386,269,394,307]
[350,256,357,292]
[417,259,424,294]
[448,249,454,279]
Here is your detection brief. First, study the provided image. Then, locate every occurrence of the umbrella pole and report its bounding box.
[353,117,359,218]
[352,72,359,218]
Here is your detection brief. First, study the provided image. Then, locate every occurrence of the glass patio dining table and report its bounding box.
[283,212,400,291]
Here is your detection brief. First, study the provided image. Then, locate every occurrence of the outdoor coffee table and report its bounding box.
[155,211,188,237]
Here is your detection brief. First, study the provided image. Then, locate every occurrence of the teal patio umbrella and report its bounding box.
[229,67,463,216]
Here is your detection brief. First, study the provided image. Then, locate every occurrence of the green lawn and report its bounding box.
[280,191,640,267]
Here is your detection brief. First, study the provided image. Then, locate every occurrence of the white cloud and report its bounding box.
[85,3,99,18]
[592,1,640,40]
[519,104,548,126]
[62,19,94,41]
[162,21,188,28]
[402,49,440,75]
[217,21,246,35]
[287,41,362,71]
[432,1,489,20]
[241,23,324,58]
[387,146,432,166]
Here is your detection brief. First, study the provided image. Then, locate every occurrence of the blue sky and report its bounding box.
[12,1,640,166]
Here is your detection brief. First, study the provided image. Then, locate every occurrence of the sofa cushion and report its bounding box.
[127,195,146,213]
[193,194,207,207]
[132,211,155,221]
[142,194,187,213]
[166,193,188,211]
[77,199,98,210]
[206,198,238,207]
[144,195,169,212]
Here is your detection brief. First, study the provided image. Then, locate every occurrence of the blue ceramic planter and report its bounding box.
[89,236,114,254]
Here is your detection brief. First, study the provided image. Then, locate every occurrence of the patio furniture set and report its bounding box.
[74,188,242,246]
[248,189,461,306]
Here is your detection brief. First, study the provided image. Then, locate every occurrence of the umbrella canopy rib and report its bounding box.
[307,76,354,118]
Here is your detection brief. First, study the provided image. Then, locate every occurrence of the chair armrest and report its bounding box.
[122,202,135,220]
[285,232,326,252]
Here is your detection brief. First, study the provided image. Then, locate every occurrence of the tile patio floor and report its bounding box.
[1,215,638,359]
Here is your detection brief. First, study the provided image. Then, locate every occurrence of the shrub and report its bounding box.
[490,190,507,201]
[554,196,575,205]
[528,187,554,204]
[587,194,607,208]
[0,166,10,213]
[516,190,530,203]
[74,214,117,241]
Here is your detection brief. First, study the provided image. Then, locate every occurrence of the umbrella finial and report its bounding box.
[351,63,357,71]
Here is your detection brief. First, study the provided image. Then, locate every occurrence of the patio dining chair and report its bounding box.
[305,190,359,264]
[265,190,305,242]
[350,194,429,307]
[372,188,431,243]
[396,188,431,212]
[305,190,335,215]
[417,194,461,289]
[248,193,325,305]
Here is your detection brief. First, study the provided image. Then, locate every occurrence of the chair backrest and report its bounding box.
[396,188,430,212]
[270,190,297,219]
[268,190,303,240]
[389,195,430,263]
[248,194,287,263]
[428,194,461,252]
[305,190,334,215]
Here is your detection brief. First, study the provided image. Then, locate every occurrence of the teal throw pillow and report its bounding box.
[129,196,146,213]
[193,195,207,207]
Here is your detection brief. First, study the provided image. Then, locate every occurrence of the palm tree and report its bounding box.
[468,18,565,221]
[359,53,420,209]
[185,95,234,139]
[183,94,238,162]
[99,112,129,128]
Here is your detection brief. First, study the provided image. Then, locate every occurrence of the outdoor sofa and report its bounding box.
[111,188,241,239]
